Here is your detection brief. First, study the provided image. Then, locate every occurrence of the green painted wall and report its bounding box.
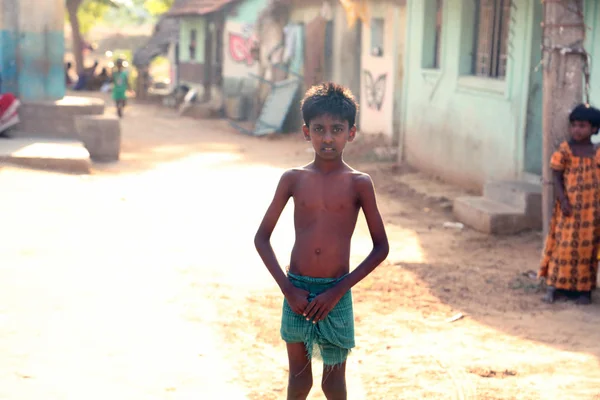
[179,17,206,64]
[523,0,543,175]
[401,0,538,189]
[523,0,598,173]
[228,0,267,24]
[585,0,599,107]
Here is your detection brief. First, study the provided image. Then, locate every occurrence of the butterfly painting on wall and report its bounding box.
[363,70,387,111]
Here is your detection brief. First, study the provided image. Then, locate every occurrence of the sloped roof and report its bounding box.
[133,16,180,67]
[166,0,238,17]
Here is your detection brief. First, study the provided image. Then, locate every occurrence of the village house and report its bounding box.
[395,0,600,233]
[132,15,181,98]
[165,0,237,103]
[401,0,599,188]
[146,0,599,234]
[253,0,408,136]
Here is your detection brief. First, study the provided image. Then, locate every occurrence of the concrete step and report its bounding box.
[0,138,91,174]
[15,96,105,140]
[483,180,542,228]
[453,196,532,235]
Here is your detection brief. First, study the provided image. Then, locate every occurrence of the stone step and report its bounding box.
[14,96,105,140]
[453,196,532,235]
[483,180,542,229]
[0,138,91,174]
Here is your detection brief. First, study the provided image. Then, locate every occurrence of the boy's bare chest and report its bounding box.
[293,178,357,212]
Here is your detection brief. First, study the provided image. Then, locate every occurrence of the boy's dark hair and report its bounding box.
[569,103,600,129]
[301,82,359,127]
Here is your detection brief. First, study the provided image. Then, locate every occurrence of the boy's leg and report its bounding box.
[322,362,347,400]
[286,342,312,400]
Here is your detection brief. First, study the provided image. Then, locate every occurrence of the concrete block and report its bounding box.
[0,138,91,174]
[75,115,121,162]
[16,96,105,139]
[483,180,542,229]
[453,196,530,235]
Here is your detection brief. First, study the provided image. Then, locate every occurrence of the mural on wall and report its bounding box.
[360,56,394,135]
[228,32,256,66]
[363,70,387,111]
[224,22,260,79]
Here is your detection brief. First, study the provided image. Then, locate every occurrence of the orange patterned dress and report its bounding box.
[539,141,600,292]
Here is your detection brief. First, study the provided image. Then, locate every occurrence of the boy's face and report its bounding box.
[570,120,595,141]
[302,114,356,160]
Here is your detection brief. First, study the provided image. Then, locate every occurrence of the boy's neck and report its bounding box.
[313,155,346,173]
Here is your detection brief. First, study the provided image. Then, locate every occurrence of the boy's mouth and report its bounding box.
[322,147,335,152]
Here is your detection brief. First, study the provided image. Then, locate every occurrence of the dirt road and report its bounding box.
[1,101,600,399]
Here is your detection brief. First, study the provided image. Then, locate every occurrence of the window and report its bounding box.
[473,0,511,79]
[189,29,197,60]
[422,0,444,69]
[433,0,443,68]
[370,18,384,57]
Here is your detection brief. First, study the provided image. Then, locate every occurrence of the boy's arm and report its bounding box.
[254,170,296,295]
[337,174,389,292]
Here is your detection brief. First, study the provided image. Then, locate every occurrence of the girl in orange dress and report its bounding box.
[539,103,600,305]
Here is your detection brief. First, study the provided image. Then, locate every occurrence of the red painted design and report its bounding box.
[228,33,256,66]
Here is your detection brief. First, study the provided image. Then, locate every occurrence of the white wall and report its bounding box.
[359,0,397,136]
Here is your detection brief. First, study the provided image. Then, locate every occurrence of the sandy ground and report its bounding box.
[1,100,600,400]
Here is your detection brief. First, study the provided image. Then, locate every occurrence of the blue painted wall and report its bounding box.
[0,0,65,101]
[0,30,19,94]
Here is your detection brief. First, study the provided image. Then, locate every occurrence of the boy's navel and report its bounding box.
[315,248,321,255]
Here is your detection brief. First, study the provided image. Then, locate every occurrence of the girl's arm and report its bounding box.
[553,170,571,216]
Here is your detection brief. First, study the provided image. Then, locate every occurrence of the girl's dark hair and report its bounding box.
[301,82,359,127]
[569,103,600,128]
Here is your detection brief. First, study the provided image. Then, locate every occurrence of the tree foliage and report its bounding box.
[77,0,117,35]
[143,0,175,16]
[66,0,174,72]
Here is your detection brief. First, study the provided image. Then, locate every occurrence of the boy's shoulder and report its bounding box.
[283,165,373,191]
[280,165,310,178]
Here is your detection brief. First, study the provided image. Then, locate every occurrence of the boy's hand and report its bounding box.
[285,286,310,315]
[560,197,572,216]
[303,286,346,323]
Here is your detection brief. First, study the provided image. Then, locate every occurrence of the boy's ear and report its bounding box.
[347,125,357,142]
[302,125,311,141]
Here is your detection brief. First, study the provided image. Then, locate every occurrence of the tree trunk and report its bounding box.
[66,0,84,75]
[541,0,586,237]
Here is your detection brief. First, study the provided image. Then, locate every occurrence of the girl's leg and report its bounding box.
[542,286,557,303]
[575,291,592,305]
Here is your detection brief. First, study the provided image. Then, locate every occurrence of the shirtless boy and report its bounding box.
[254,82,389,400]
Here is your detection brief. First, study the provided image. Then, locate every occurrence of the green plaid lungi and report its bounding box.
[280,272,355,366]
